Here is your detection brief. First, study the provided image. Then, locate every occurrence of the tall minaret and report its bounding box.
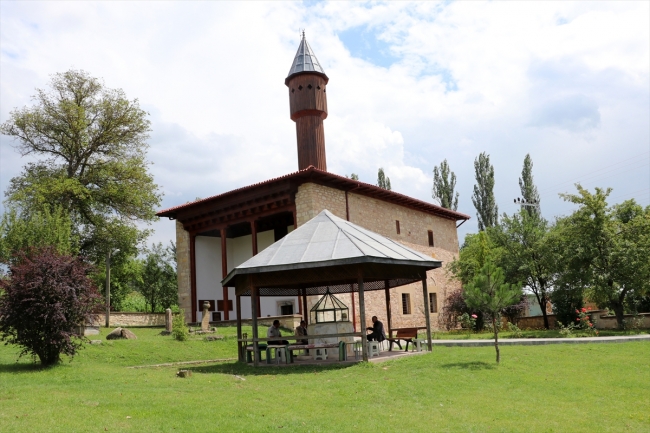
[286,32,328,171]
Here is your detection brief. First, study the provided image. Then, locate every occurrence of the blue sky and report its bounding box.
[1,1,648,248]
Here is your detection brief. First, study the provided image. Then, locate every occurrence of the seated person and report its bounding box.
[366,316,386,342]
[295,320,308,345]
[267,319,289,345]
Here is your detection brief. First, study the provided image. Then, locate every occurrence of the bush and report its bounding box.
[551,285,584,327]
[119,291,148,312]
[172,310,189,341]
[439,289,484,331]
[506,321,523,338]
[0,247,102,365]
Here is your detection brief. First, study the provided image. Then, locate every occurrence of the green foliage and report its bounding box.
[91,255,143,311]
[119,291,148,312]
[471,152,498,230]
[432,159,459,211]
[463,260,522,363]
[506,322,523,338]
[377,167,391,190]
[0,69,161,265]
[449,231,499,286]
[558,186,650,328]
[347,173,359,181]
[172,310,189,341]
[491,210,554,328]
[458,313,477,336]
[518,154,541,217]
[0,205,76,265]
[138,242,177,313]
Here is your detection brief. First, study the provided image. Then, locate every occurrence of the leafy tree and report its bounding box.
[91,255,144,311]
[0,69,161,265]
[448,231,501,286]
[463,260,521,363]
[138,243,177,313]
[471,152,498,230]
[432,159,459,210]
[347,173,359,181]
[518,154,541,217]
[558,186,650,328]
[491,211,554,328]
[0,247,102,365]
[0,205,75,266]
[377,168,391,190]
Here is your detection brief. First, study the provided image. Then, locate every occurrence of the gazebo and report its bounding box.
[222,210,442,366]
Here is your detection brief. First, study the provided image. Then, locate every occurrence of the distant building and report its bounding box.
[156,33,470,330]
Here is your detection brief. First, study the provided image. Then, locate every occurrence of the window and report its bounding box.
[429,293,438,313]
[216,300,233,311]
[396,220,401,234]
[428,230,434,247]
[401,293,411,314]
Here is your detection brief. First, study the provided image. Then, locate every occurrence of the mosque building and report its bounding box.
[156,34,469,330]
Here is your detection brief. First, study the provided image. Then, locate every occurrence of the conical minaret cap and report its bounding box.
[286,32,328,84]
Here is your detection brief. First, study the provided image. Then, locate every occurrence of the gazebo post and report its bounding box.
[421,276,433,352]
[236,293,243,362]
[358,268,368,362]
[301,287,308,324]
[384,280,392,339]
[251,281,260,367]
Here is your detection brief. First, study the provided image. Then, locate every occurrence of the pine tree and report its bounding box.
[518,154,541,217]
[471,152,498,230]
[377,168,391,190]
[432,159,459,210]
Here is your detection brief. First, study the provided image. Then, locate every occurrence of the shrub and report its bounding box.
[506,321,523,338]
[119,291,148,312]
[0,247,102,365]
[439,289,484,331]
[172,310,189,341]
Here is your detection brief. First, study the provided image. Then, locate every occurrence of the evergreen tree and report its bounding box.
[377,168,391,190]
[519,154,541,217]
[432,159,459,210]
[471,152,498,230]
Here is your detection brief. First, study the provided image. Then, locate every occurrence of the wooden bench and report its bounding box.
[387,328,419,351]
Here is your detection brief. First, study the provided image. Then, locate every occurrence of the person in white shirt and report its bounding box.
[267,320,289,345]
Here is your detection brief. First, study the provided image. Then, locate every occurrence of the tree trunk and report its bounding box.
[493,316,500,364]
[613,303,625,329]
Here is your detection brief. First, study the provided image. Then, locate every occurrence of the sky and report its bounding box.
[1,1,649,249]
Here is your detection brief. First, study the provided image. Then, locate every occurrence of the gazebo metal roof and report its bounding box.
[222,210,442,296]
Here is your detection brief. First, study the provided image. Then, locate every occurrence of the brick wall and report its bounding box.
[176,221,192,322]
[296,182,462,331]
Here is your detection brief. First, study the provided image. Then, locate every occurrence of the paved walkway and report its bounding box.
[430,334,650,347]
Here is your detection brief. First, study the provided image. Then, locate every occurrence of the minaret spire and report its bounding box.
[285,32,329,171]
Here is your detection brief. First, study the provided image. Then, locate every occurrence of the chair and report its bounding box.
[313,348,328,361]
[367,341,380,358]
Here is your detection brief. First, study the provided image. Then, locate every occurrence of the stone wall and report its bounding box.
[176,221,192,323]
[516,314,558,330]
[212,314,303,332]
[296,182,462,332]
[90,313,166,327]
[592,312,650,329]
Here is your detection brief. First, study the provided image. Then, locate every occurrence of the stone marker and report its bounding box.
[165,308,173,332]
[201,301,211,332]
[106,327,138,340]
[177,369,192,378]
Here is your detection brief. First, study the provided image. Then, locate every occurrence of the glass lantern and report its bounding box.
[310,288,350,324]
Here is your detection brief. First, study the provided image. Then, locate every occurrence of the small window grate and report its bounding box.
[307,84,312,89]
[428,230,434,247]
[429,293,438,313]
[401,293,411,314]
[298,85,303,90]
[396,220,400,234]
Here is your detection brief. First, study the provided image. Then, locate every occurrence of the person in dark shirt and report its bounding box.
[366,316,386,342]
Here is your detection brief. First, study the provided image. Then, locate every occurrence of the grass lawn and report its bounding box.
[1,326,648,432]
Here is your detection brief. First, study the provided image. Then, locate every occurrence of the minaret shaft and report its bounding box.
[286,34,329,171]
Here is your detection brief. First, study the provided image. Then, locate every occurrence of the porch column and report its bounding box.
[250,279,260,367]
[384,280,392,339]
[301,288,308,323]
[236,293,242,362]
[422,275,433,352]
[250,220,261,317]
[190,233,197,323]
[358,268,368,362]
[221,228,229,321]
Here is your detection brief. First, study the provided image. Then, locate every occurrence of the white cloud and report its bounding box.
[1,1,648,248]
